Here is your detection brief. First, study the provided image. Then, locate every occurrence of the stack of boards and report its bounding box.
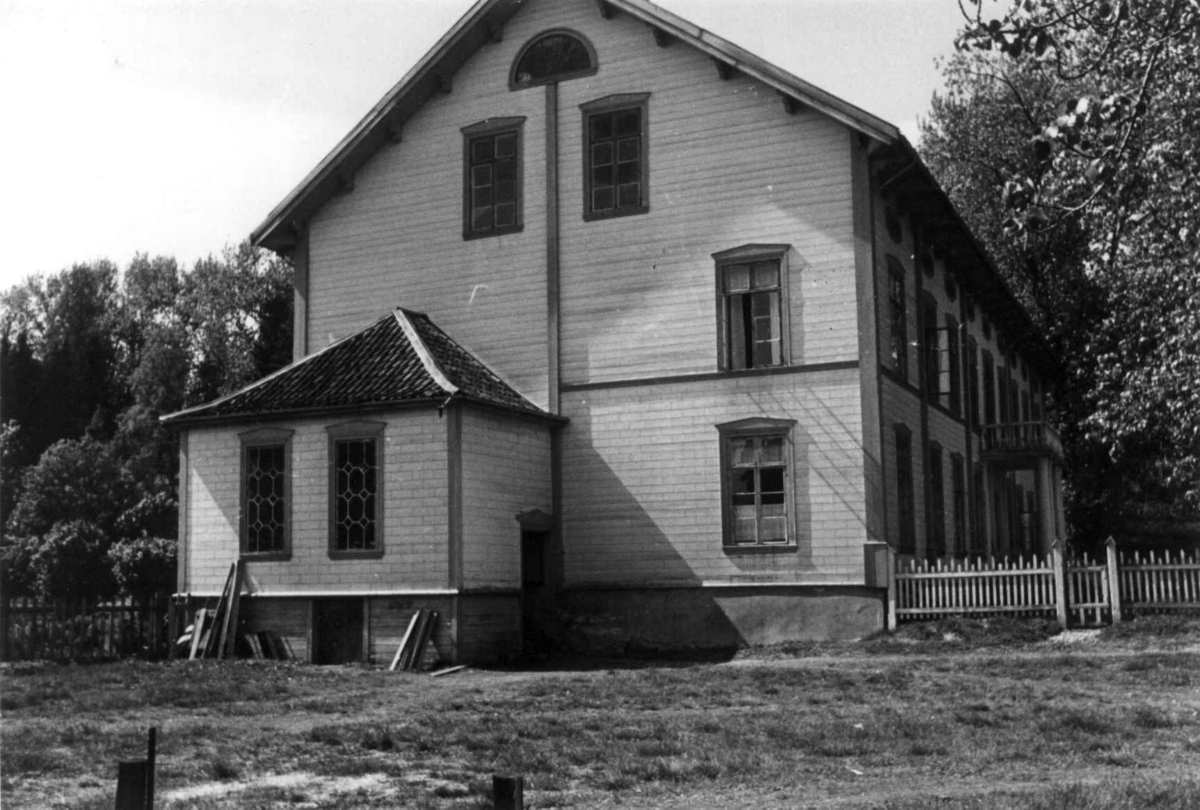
[390,609,439,671]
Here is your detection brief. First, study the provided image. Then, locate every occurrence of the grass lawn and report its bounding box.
[2,616,1199,808]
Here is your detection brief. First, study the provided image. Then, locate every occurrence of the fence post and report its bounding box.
[1051,539,1068,627]
[1106,537,1122,624]
[886,546,897,631]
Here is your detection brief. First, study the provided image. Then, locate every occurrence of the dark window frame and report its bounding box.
[982,349,996,425]
[966,336,980,430]
[327,421,386,560]
[946,315,961,415]
[922,294,939,401]
[462,117,526,240]
[887,257,908,381]
[714,244,791,372]
[509,29,598,90]
[951,453,966,558]
[580,93,650,221]
[716,417,798,551]
[895,424,916,555]
[239,427,294,561]
[926,440,946,559]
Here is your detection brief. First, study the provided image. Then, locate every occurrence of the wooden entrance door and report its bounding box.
[521,530,550,649]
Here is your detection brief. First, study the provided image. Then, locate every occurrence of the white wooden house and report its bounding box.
[163,0,1065,663]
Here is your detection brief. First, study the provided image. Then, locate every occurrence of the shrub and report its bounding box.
[109,536,177,604]
[31,520,116,600]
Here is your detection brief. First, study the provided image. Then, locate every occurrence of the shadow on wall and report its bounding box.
[557,413,750,652]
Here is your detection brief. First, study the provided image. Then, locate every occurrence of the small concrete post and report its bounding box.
[1106,537,1122,624]
[493,775,524,810]
[1051,539,1068,627]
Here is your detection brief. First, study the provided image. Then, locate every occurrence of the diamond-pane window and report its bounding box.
[333,438,377,551]
[245,445,286,554]
[240,427,292,559]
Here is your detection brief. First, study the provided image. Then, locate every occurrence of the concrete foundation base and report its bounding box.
[557,585,885,650]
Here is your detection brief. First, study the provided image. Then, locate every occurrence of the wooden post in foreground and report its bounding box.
[1051,539,1068,627]
[1106,537,1122,624]
[114,726,156,810]
[493,774,524,810]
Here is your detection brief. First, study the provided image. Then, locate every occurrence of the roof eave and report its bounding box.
[252,0,524,253]
[160,394,564,430]
[251,0,903,254]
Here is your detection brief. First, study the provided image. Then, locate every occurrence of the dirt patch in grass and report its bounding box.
[3,620,1199,808]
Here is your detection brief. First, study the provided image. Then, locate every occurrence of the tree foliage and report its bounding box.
[0,243,292,599]
[924,0,1200,535]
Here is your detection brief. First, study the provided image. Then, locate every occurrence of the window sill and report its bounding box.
[723,543,798,555]
[463,224,524,241]
[583,205,649,222]
[241,552,291,563]
[328,550,385,561]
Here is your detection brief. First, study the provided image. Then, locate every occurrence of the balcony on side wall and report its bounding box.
[980,421,1064,465]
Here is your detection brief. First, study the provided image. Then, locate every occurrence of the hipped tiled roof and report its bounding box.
[160,309,549,426]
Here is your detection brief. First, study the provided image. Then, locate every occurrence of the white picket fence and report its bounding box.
[881,540,1200,628]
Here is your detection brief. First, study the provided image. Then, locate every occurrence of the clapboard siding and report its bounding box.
[304,0,858,404]
[560,368,867,586]
[182,411,449,595]
[556,5,857,385]
[460,408,553,589]
[305,0,556,409]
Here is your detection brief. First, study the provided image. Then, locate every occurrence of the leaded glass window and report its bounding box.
[245,444,286,554]
[333,438,378,552]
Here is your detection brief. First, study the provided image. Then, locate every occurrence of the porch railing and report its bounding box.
[980,421,1063,460]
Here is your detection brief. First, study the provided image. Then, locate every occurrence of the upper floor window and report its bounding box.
[714,244,789,371]
[327,421,385,559]
[510,30,597,89]
[717,418,796,549]
[581,93,649,220]
[922,294,939,400]
[887,257,908,381]
[462,118,525,239]
[946,315,961,416]
[966,337,980,429]
[240,428,293,561]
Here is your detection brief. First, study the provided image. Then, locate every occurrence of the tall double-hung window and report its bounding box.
[887,258,908,381]
[717,418,796,548]
[714,245,789,371]
[581,94,650,220]
[462,118,525,239]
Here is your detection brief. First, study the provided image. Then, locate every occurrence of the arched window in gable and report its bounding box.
[510,29,597,89]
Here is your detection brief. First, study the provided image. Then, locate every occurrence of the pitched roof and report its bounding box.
[249,0,899,254]
[247,0,1061,379]
[160,309,552,426]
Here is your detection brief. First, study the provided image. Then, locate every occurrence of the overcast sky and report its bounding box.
[0,0,965,292]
